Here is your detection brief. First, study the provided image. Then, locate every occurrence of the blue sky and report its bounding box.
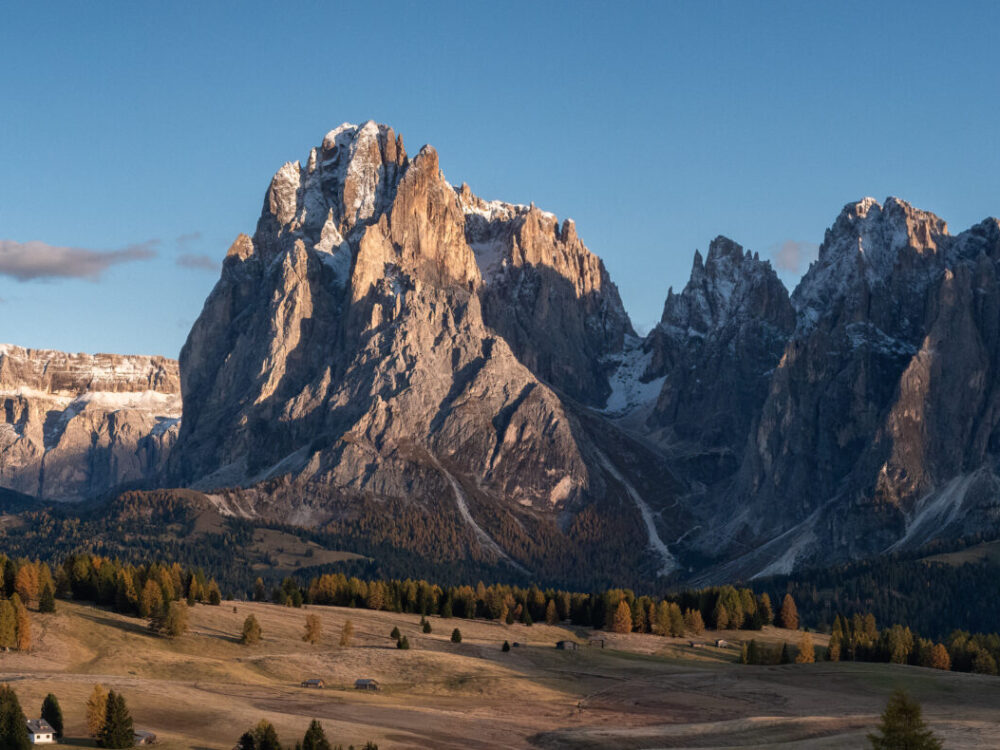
[1,1,997,356]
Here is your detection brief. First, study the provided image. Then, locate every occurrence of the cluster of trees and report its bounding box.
[302,573,798,638]
[739,633,816,665]
[0,557,58,651]
[235,718,377,750]
[54,553,222,616]
[763,550,1000,640]
[0,684,131,750]
[826,613,999,675]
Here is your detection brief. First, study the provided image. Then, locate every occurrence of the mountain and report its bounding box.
[2,122,999,587]
[165,122,676,582]
[673,198,1000,580]
[0,344,179,501]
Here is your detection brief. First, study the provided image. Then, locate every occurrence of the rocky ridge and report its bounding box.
[2,121,999,584]
[0,344,180,500]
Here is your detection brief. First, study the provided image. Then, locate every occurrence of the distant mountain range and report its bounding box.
[3,121,1000,584]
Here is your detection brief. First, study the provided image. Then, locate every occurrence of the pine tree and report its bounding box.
[302,719,331,750]
[340,619,354,647]
[611,600,632,634]
[0,683,30,750]
[867,690,942,750]
[778,594,799,630]
[929,643,951,671]
[451,628,462,643]
[236,731,258,750]
[795,631,815,663]
[11,594,30,651]
[440,598,453,618]
[396,635,410,650]
[303,614,322,645]
[390,626,401,640]
[758,593,774,625]
[41,693,63,738]
[253,719,282,750]
[0,600,16,650]
[39,583,56,614]
[502,640,511,652]
[713,601,729,630]
[242,614,262,645]
[779,642,792,664]
[667,603,685,637]
[98,690,134,749]
[152,600,189,638]
[254,578,267,602]
[683,608,705,635]
[422,620,432,634]
[86,684,109,738]
[139,579,164,619]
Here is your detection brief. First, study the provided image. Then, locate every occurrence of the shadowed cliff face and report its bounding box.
[672,199,1000,578]
[0,345,179,501]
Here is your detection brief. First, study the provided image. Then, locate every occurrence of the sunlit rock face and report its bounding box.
[0,344,180,501]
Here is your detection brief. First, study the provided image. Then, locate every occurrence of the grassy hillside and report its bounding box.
[4,601,1000,748]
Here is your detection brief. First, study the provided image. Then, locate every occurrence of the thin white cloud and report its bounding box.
[0,239,158,281]
[176,253,218,272]
[772,240,819,274]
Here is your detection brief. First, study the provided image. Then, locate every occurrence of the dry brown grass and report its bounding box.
[4,600,999,749]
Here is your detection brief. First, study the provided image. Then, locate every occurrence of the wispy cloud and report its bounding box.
[0,239,159,281]
[176,253,218,272]
[176,231,202,249]
[772,240,819,274]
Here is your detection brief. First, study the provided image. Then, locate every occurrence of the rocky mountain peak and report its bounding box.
[660,236,789,336]
[793,197,951,329]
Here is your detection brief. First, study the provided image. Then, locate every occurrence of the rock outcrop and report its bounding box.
[644,236,794,461]
[0,344,180,500]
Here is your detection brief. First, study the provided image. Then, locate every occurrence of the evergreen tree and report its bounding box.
[0,683,30,750]
[242,614,262,645]
[253,719,282,750]
[867,690,942,750]
[521,607,533,626]
[236,731,258,750]
[795,632,815,663]
[451,628,462,643]
[303,614,322,645]
[929,643,951,671]
[502,640,511,652]
[98,690,134,749]
[253,578,267,602]
[545,600,558,625]
[422,620,431,634]
[302,719,331,750]
[152,600,189,638]
[758,593,774,625]
[0,600,16,650]
[713,601,729,630]
[396,635,410,650]
[779,642,792,664]
[611,600,632,634]
[39,583,56,614]
[41,693,63,738]
[11,594,30,651]
[86,684,109,738]
[340,619,354,647]
[440,598,453,618]
[683,608,705,635]
[390,626,401,640]
[667,603,685,637]
[778,594,799,630]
